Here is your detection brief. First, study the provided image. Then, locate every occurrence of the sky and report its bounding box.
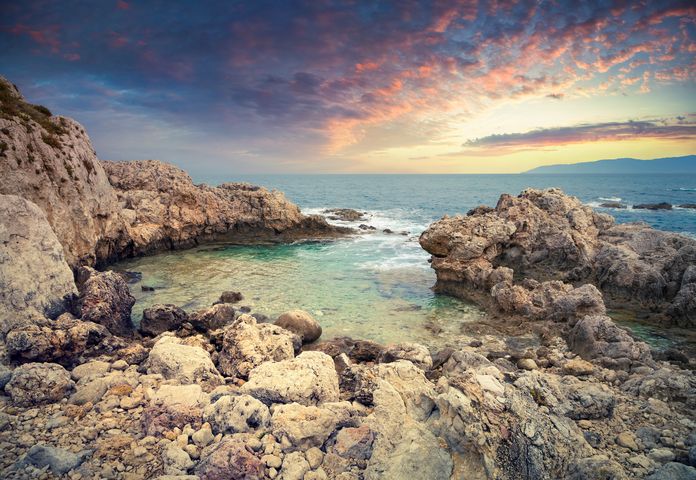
[1,0,695,175]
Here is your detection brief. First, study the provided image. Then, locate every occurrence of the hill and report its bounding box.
[523,155,696,174]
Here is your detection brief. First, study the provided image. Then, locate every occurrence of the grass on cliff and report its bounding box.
[0,81,66,136]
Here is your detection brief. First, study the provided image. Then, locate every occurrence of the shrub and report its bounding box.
[41,133,61,149]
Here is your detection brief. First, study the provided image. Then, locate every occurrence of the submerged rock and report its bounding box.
[322,208,367,221]
[633,202,672,210]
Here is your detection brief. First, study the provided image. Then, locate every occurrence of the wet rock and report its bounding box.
[379,342,432,370]
[6,314,110,364]
[600,202,627,209]
[0,194,78,335]
[204,394,271,434]
[190,303,237,332]
[78,266,135,336]
[218,314,296,379]
[633,202,672,210]
[275,309,322,344]
[14,444,92,475]
[322,208,367,222]
[195,436,264,480]
[242,351,339,406]
[141,304,189,336]
[217,291,244,304]
[6,362,74,406]
[145,336,223,390]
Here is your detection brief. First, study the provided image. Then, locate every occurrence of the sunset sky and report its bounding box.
[1,1,695,174]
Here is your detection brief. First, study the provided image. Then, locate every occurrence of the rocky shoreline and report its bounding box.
[1,76,696,479]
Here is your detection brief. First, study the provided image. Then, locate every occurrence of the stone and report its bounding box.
[649,448,676,464]
[14,444,92,475]
[616,431,639,451]
[192,427,214,448]
[111,359,128,370]
[568,455,628,480]
[218,314,296,379]
[517,358,538,370]
[279,451,310,480]
[189,303,236,332]
[379,342,433,370]
[145,336,223,390]
[334,425,375,460]
[78,266,135,336]
[305,447,324,469]
[195,436,264,480]
[69,378,108,405]
[204,394,271,434]
[151,384,211,410]
[275,309,322,343]
[141,304,189,336]
[242,351,339,406]
[563,358,595,376]
[646,462,696,480]
[271,403,341,451]
[72,360,111,381]
[218,291,244,303]
[162,443,194,475]
[0,194,77,335]
[6,362,74,406]
[0,364,12,389]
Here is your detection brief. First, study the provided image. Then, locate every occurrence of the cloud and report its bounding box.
[460,118,696,154]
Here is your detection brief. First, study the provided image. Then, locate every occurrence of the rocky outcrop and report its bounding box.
[420,188,696,326]
[103,159,350,260]
[0,194,77,336]
[77,266,135,336]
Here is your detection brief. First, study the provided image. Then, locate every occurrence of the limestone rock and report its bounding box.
[162,443,194,475]
[380,342,432,370]
[14,444,92,475]
[275,309,322,344]
[279,451,310,480]
[0,194,77,336]
[195,436,264,480]
[151,384,211,410]
[78,266,135,336]
[6,362,74,406]
[204,394,271,434]
[242,351,340,406]
[645,462,696,480]
[145,336,223,390]
[218,314,296,379]
[190,303,236,332]
[141,304,189,336]
[334,425,375,460]
[271,403,341,451]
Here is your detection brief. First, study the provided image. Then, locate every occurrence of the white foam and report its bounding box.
[599,196,622,202]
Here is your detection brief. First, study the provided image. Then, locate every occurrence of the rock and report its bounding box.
[218,291,244,304]
[192,426,214,448]
[6,362,74,406]
[633,202,672,210]
[6,314,110,364]
[279,451,310,480]
[78,266,135,336]
[0,364,12,389]
[195,436,264,480]
[271,403,342,451]
[162,443,194,475]
[568,315,652,370]
[218,314,296,379]
[141,403,204,437]
[141,304,189,336]
[145,336,223,390]
[69,378,108,405]
[646,462,696,480]
[189,303,236,332]
[72,360,111,381]
[305,447,324,469]
[151,384,211,410]
[562,383,616,420]
[621,366,696,403]
[242,351,340,406]
[517,358,538,370]
[599,202,627,209]
[379,342,432,370]
[568,455,629,480]
[334,425,375,460]
[679,204,696,209]
[616,431,639,451]
[322,208,367,221]
[0,194,78,335]
[275,309,322,344]
[563,358,595,376]
[649,448,676,464]
[14,444,92,475]
[204,394,271,434]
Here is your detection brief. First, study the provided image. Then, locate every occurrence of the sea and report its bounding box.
[113,174,696,349]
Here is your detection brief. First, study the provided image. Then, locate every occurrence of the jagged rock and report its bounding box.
[242,351,340,406]
[145,336,223,390]
[379,342,433,370]
[420,188,696,326]
[621,367,696,405]
[0,194,77,336]
[275,309,322,344]
[195,436,264,480]
[189,303,237,332]
[568,315,652,370]
[6,314,110,365]
[6,362,74,406]
[140,304,189,336]
[14,444,92,475]
[322,208,367,221]
[218,314,296,379]
[78,266,135,336]
[204,394,271,434]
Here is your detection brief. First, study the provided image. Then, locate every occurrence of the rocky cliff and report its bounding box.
[420,188,696,327]
[0,76,346,268]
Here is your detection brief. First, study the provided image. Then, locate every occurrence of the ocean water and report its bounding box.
[114,174,696,348]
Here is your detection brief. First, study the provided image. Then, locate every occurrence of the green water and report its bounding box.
[115,240,485,347]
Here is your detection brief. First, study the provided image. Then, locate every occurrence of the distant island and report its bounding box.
[523,155,696,174]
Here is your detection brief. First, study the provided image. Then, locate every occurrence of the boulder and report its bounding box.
[242,351,340,406]
[195,436,264,480]
[334,425,375,460]
[218,314,296,379]
[145,336,223,390]
[271,403,341,451]
[6,362,74,406]
[189,303,236,332]
[279,451,310,480]
[151,384,211,410]
[204,394,271,434]
[14,444,92,475]
[633,202,672,210]
[322,208,367,221]
[275,309,322,343]
[140,304,189,336]
[379,342,432,370]
[0,194,77,336]
[217,291,243,304]
[78,266,135,336]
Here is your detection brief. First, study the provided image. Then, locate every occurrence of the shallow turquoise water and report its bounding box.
[115,174,696,347]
